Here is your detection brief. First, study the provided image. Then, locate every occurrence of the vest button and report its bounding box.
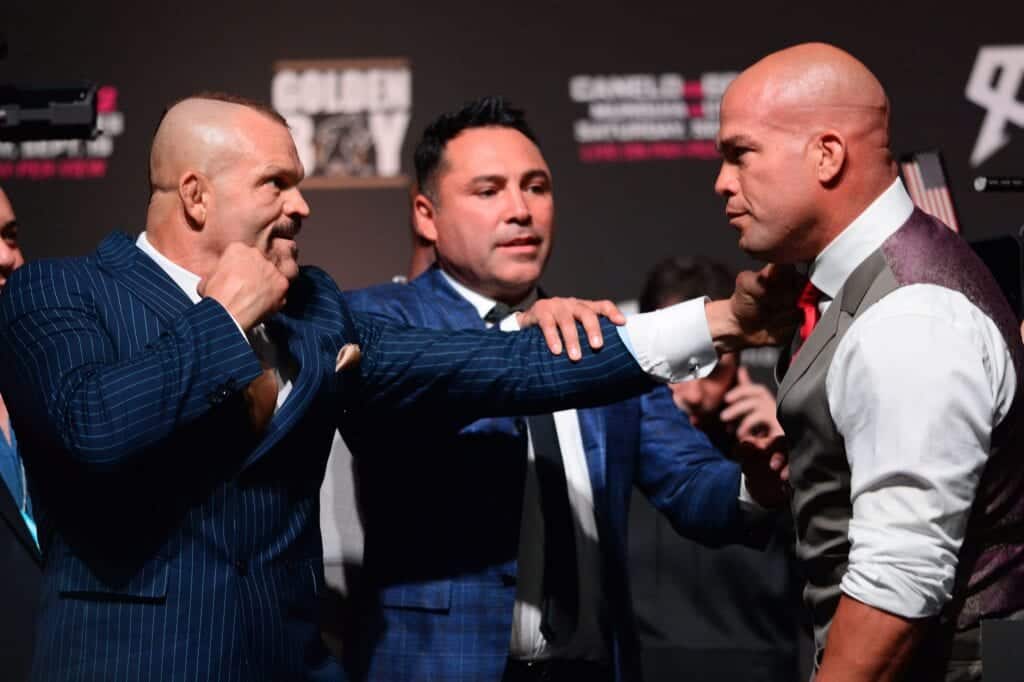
[234,559,248,577]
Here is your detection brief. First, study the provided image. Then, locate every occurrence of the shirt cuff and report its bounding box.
[737,474,769,513]
[618,297,717,382]
[500,315,522,332]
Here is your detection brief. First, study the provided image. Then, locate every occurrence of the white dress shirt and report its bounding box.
[441,272,609,661]
[135,232,294,411]
[440,271,730,661]
[807,178,1017,619]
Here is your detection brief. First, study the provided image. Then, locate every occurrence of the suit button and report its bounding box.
[234,559,248,577]
[514,418,526,434]
[500,573,517,587]
[208,384,234,405]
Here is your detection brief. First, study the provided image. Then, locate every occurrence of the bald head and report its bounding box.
[728,42,891,154]
[149,95,287,195]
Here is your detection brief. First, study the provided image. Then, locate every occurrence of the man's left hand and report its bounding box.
[517,298,626,361]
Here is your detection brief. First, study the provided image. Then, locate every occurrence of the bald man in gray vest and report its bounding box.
[715,43,1024,681]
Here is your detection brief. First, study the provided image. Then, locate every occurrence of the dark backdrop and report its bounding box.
[3,0,1023,301]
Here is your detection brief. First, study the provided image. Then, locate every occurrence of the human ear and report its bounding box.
[816,131,846,184]
[412,193,438,244]
[179,171,209,228]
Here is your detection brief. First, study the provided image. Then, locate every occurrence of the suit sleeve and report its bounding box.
[631,385,747,547]
[338,310,656,420]
[0,263,263,472]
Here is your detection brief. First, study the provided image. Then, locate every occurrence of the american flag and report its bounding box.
[900,150,961,233]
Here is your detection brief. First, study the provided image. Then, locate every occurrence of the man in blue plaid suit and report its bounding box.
[338,97,789,682]
[0,93,796,682]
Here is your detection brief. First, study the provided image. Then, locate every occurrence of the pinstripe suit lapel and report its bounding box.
[238,314,324,470]
[95,232,193,321]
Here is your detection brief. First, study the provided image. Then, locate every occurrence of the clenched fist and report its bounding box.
[198,243,290,331]
[705,264,804,354]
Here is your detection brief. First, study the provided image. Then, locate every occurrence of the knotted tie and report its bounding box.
[485,301,579,645]
[483,301,516,326]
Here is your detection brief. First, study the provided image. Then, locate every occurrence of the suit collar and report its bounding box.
[96,232,194,322]
[135,231,202,303]
[414,266,540,327]
[411,267,487,328]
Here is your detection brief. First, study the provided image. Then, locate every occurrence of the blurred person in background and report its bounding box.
[0,185,41,682]
[628,256,804,682]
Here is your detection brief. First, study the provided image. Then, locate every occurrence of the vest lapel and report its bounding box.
[776,297,842,408]
[777,250,890,408]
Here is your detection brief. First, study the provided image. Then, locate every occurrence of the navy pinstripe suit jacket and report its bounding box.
[0,234,654,682]
[340,268,746,682]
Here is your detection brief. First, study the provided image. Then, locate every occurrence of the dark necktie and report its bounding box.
[527,412,579,645]
[483,301,515,326]
[485,302,579,646]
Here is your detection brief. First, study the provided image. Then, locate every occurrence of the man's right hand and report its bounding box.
[705,264,804,354]
[198,243,290,330]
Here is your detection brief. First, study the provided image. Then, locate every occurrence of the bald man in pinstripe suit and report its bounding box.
[0,93,797,682]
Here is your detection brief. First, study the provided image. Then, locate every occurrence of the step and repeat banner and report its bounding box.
[2,0,1023,303]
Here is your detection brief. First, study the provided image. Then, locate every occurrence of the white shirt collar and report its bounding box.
[438,268,538,322]
[135,231,203,304]
[809,177,915,300]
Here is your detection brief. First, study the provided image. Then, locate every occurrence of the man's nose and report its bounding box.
[0,241,17,270]
[714,163,736,197]
[505,188,531,225]
[287,188,310,219]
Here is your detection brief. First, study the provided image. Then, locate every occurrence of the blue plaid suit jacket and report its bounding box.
[340,267,746,682]
[0,234,655,682]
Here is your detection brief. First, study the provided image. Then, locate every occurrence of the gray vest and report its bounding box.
[776,209,1024,662]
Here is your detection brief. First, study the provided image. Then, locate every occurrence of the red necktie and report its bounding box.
[796,281,823,351]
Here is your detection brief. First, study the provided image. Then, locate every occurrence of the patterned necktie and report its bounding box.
[795,281,823,355]
[485,301,579,644]
[244,324,279,433]
[245,367,278,433]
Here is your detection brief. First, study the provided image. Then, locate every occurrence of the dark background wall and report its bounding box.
[3,0,1023,301]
